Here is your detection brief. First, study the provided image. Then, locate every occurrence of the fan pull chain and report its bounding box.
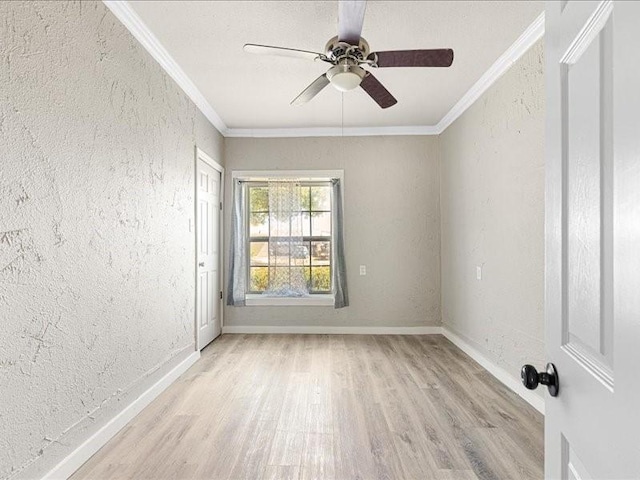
[341,93,344,137]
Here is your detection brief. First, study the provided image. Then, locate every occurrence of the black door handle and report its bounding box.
[521,363,559,397]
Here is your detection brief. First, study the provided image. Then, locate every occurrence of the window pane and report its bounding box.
[300,185,311,211]
[250,241,269,266]
[290,266,307,289]
[269,241,309,265]
[291,242,310,266]
[311,266,331,292]
[269,241,291,265]
[250,267,269,292]
[311,186,331,211]
[291,212,306,237]
[265,267,307,292]
[269,213,290,237]
[311,212,331,237]
[269,241,290,265]
[249,213,269,237]
[301,212,311,237]
[311,241,330,266]
[249,187,269,213]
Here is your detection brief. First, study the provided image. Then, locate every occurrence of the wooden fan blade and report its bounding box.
[243,43,323,61]
[369,49,454,68]
[338,0,367,45]
[360,73,397,109]
[291,74,330,106]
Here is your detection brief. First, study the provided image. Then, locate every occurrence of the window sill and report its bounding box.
[245,294,334,307]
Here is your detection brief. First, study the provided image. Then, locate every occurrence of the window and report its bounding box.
[247,182,332,295]
[227,170,348,308]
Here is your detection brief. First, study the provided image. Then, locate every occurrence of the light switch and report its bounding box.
[359,265,367,276]
[476,265,482,280]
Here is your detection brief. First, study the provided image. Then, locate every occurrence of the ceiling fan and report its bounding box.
[243,0,454,109]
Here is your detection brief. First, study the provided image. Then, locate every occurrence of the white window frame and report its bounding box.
[232,170,344,307]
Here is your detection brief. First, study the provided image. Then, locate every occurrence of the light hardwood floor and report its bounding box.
[73,334,543,480]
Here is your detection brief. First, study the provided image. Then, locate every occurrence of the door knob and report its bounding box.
[521,362,559,397]
[198,262,205,267]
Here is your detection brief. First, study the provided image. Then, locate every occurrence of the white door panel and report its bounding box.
[545,1,640,478]
[196,155,222,350]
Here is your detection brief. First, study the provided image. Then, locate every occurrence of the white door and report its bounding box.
[196,153,222,349]
[545,1,640,478]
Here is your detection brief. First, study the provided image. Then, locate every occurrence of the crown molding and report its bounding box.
[225,11,544,138]
[104,1,544,139]
[102,1,228,135]
[224,125,440,138]
[435,12,545,134]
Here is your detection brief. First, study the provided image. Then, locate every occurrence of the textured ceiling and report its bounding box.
[129,1,543,130]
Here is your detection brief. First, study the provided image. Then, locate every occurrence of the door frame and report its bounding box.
[194,147,224,350]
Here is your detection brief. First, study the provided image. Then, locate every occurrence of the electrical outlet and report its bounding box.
[359,265,367,276]
[476,265,482,280]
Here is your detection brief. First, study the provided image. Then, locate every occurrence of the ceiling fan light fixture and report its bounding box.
[246,1,454,108]
[326,62,366,92]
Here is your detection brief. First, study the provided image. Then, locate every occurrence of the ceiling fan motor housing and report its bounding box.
[325,35,371,62]
[324,36,369,92]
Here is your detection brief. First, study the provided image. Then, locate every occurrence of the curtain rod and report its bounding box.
[236,178,339,183]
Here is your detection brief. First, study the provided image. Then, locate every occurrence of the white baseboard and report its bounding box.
[441,327,545,415]
[43,350,200,480]
[222,325,443,335]
[40,326,541,480]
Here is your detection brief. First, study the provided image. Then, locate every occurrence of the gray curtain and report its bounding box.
[227,179,247,306]
[331,178,349,308]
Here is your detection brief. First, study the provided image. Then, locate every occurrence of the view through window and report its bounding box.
[247,182,332,294]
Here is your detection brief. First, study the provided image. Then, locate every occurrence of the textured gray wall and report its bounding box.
[0,0,543,475]
[440,41,545,390]
[224,136,441,328]
[0,2,224,478]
